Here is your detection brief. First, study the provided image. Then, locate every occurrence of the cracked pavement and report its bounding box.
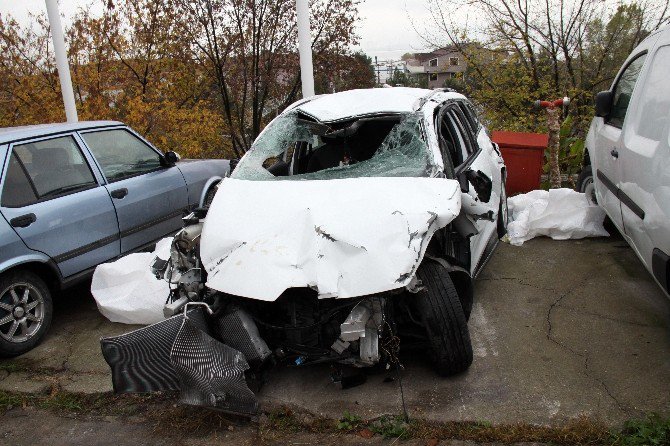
[1,235,669,426]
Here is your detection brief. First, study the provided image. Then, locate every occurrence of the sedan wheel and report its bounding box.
[0,271,52,357]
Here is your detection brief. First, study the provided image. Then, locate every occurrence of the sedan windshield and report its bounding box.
[231,111,440,181]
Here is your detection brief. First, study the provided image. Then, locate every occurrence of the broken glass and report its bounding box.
[231,111,441,181]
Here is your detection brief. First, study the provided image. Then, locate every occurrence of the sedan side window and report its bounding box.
[1,135,97,207]
[608,53,647,129]
[82,129,163,182]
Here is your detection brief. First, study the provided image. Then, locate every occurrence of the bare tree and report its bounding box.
[175,0,359,157]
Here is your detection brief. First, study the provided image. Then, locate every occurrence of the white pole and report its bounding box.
[45,0,78,123]
[296,0,315,98]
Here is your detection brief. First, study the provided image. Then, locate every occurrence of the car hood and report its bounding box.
[200,177,461,301]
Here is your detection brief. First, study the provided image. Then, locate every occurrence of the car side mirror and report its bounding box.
[464,168,492,203]
[595,91,613,118]
[164,151,181,165]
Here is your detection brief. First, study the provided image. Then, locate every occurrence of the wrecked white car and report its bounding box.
[100,88,507,415]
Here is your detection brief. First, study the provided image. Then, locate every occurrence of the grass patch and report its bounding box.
[612,414,670,445]
[1,388,668,445]
[410,415,611,444]
[337,410,362,431]
[0,359,39,374]
[370,414,410,439]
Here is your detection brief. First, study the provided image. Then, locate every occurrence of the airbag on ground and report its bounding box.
[507,188,608,246]
[91,238,172,324]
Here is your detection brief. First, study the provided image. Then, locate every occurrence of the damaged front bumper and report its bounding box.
[101,293,394,416]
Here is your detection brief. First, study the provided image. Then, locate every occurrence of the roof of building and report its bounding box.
[0,121,123,145]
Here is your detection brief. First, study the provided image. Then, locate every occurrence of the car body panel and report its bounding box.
[176,159,229,207]
[0,121,228,287]
[201,176,462,300]
[0,133,121,278]
[202,88,505,297]
[0,185,121,278]
[0,213,53,275]
[296,87,428,122]
[586,26,670,295]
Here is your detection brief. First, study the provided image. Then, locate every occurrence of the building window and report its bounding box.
[429,58,438,67]
[429,73,438,81]
[450,57,459,66]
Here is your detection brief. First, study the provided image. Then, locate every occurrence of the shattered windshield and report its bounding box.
[231,111,440,181]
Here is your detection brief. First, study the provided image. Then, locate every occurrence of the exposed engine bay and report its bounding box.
[101,203,473,416]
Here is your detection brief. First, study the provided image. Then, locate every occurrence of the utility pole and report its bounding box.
[296,0,314,98]
[45,0,78,123]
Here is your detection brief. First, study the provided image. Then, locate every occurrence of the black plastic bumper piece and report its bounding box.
[100,308,258,415]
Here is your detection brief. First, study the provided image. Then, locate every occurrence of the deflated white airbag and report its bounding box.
[200,177,461,301]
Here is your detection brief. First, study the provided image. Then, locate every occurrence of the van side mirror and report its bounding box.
[595,91,613,118]
[164,151,180,165]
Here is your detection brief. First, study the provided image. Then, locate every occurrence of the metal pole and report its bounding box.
[45,0,78,122]
[296,0,314,98]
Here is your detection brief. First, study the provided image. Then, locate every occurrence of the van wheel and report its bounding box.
[577,165,596,205]
[0,270,53,357]
[414,262,473,376]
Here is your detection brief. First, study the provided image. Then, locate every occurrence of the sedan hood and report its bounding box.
[200,177,461,301]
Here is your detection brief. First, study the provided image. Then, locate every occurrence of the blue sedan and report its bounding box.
[0,121,229,356]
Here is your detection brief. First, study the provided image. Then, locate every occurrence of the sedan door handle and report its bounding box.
[110,188,128,199]
[10,213,36,228]
[610,148,619,158]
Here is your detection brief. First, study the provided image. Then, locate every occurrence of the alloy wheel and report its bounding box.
[0,282,45,343]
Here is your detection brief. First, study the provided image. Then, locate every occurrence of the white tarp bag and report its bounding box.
[507,188,609,246]
[91,237,172,324]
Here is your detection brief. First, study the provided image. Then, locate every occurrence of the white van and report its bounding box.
[577,25,670,296]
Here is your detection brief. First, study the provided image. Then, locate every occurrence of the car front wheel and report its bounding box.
[0,270,53,357]
[414,261,473,376]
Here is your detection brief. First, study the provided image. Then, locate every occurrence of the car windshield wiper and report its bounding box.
[40,182,94,199]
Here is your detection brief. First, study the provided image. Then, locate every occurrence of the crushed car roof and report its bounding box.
[294,87,463,122]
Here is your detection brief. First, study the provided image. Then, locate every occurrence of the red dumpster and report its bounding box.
[491,131,549,195]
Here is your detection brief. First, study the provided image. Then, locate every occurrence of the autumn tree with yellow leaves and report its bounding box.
[0,0,373,159]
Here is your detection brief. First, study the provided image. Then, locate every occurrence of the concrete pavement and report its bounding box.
[1,236,669,427]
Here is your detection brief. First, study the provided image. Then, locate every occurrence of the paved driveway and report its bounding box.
[1,236,669,426]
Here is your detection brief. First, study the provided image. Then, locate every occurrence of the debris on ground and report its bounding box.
[91,238,172,324]
[506,188,608,246]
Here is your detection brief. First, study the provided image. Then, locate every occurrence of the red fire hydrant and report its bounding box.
[534,97,570,189]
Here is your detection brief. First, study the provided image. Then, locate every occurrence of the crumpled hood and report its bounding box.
[200,177,461,301]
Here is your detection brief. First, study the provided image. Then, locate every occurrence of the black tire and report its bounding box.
[0,270,53,357]
[497,183,508,239]
[577,165,596,204]
[414,261,473,376]
[203,183,219,208]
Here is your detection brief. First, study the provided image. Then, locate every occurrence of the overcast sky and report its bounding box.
[0,0,433,62]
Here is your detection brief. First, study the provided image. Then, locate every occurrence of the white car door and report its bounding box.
[435,102,501,275]
[619,42,670,294]
[592,53,648,231]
